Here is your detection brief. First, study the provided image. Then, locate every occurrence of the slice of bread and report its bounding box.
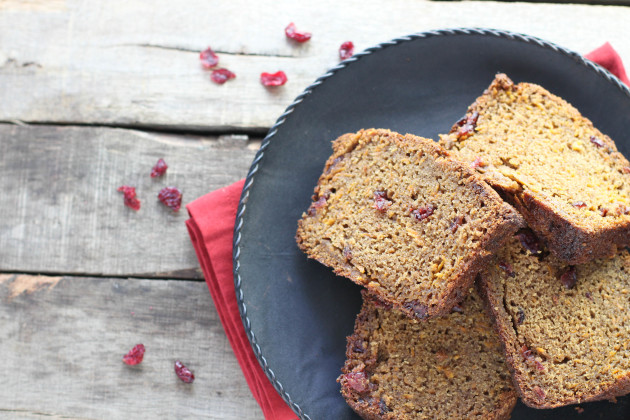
[479,233,630,408]
[338,290,517,419]
[440,74,630,264]
[296,129,523,320]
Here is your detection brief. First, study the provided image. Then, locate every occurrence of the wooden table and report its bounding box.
[1,1,629,418]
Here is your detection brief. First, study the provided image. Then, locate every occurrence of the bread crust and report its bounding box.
[296,129,523,320]
[440,73,630,264]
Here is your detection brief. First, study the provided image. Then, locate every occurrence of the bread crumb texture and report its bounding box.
[480,235,630,408]
[296,129,522,320]
[339,290,516,420]
[440,74,630,263]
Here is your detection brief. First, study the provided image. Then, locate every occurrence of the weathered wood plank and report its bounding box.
[0,124,258,278]
[0,273,263,419]
[1,0,629,131]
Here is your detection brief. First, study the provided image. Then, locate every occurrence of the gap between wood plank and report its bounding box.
[108,43,298,58]
[0,120,271,138]
[0,269,206,282]
[0,408,90,420]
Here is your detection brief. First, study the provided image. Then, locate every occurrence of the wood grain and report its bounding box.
[0,273,263,419]
[0,124,258,278]
[1,0,629,131]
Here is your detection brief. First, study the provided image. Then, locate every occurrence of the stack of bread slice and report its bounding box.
[296,74,630,418]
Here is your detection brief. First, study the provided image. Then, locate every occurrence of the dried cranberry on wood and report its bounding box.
[158,187,183,212]
[123,344,145,365]
[285,22,312,43]
[117,185,141,211]
[339,41,354,60]
[260,71,288,87]
[199,47,219,69]
[150,158,168,178]
[174,360,195,383]
[211,68,236,84]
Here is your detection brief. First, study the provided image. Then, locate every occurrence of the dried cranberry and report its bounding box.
[520,345,544,371]
[339,41,354,60]
[572,201,587,209]
[373,190,392,212]
[516,230,541,255]
[199,47,219,69]
[622,167,630,174]
[211,68,236,84]
[343,246,352,261]
[585,292,593,301]
[351,340,366,354]
[403,301,428,319]
[455,111,479,140]
[600,207,609,217]
[499,261,515,278]
[117,185,141,211]
[308,194,328,216]
[123,344,145,365]
[450,215,465,233]
[471,156,486,169]
[174,360,195,383]
[150,158,168,178]
[158,187,183,212]
[372,298,392,310]
[344,371,370,393]
[560,266,577,289]
[533,386,546,401]
[285,22,311,43]
[260,71,288,87]
[590,135,605,148]
[410,204,436,222]
[516,308,525,325]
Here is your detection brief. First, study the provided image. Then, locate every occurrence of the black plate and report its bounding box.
[233,29,630,419]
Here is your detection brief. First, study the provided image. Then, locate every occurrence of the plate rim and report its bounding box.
[232,27,630,420]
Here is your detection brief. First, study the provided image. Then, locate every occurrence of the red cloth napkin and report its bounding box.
[186,179,296,420]
[586,42,630,86]
[185,44,628,420]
